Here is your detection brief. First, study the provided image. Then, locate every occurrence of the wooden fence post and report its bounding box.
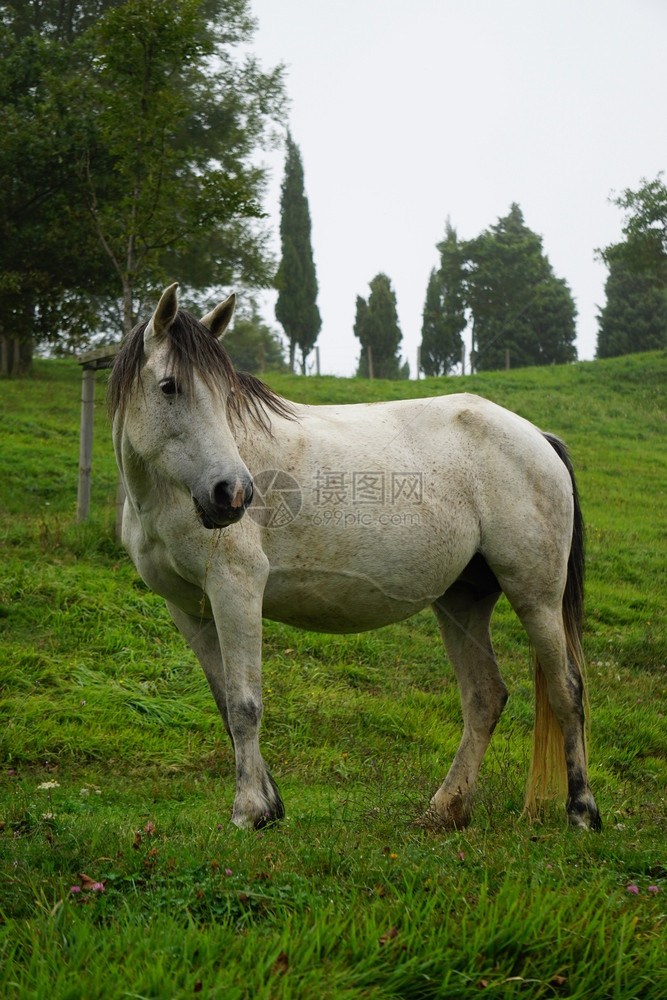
[77,345,121,534]
[77,366,96,522]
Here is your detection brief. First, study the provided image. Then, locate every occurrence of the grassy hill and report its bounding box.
[0,353,665,998]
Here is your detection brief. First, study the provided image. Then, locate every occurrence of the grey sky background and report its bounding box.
[246,0,666,376]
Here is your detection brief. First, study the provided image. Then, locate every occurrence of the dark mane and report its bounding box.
[107,309,295,430]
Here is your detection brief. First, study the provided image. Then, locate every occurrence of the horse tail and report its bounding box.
[526,433,587,815]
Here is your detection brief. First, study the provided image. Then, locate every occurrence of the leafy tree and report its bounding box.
[420,221,466,375]
[0,0,286,373]
[354,273,403,379]
[274,133,321,373]
[596,247,667,358]
[0,5,119,373]
[82,0,285,337]
[463,204,577,370]
[596,174,667,357]
[602,174,667,279]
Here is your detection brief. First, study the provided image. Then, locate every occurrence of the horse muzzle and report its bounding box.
[193,478,254,529]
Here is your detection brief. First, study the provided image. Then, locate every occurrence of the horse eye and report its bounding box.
[159,377,180,397]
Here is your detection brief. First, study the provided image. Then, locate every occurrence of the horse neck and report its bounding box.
[114,420,169,516]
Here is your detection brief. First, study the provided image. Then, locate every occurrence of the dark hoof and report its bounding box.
[567,797,602,831]
[253,797,285,830]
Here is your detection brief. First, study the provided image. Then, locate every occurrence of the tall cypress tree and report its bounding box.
[275,133,321,372]
[420,221,466,375]
[354,273,403,379]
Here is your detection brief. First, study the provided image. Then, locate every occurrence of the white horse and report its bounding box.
[108,284,601,832]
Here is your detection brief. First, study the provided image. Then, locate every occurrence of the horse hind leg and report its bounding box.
[427,562,507,829]
[518,603,601,830]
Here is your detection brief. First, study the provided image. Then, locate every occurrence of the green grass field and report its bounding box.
[1,353,665,999]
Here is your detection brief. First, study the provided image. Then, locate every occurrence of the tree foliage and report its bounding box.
[3,0,121,41]
[0,6,118,373]
[463,204,577,371]
[0,0,285,373]
[419,221,466,375]
[274,133,321,373]
[596,251,667,358]
[222,299,288,374]
[596,174,667,358]
[354,273,405,379]
[420,205,577,375]
[83,0,285,336]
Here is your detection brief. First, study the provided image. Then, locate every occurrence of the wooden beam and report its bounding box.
[78,343,121,370]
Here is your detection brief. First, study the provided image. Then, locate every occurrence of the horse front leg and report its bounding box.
[211,592,284,830]
[167,599,283,830]
[166,604,232,735]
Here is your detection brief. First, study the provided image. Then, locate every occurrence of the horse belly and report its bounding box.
[261,518,474,633]
[262,569,437,632]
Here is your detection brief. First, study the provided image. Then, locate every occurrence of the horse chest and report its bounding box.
[124,515,211,618]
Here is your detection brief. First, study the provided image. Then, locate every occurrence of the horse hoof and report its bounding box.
[231,781,285,831]
[418,802,470,832]
[568,807,602,832]
[253,811,282,830]
[567,792,602,831]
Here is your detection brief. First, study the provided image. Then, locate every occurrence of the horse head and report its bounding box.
[118,283,254,529]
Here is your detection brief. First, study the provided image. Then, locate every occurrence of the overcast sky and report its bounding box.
[246,0,666,376]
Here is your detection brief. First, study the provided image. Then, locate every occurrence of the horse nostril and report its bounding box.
[212,480,232,507]
[245,481,254,505]
[211,479,251,511]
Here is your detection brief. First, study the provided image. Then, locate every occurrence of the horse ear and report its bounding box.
[145,283,179,350]
[200,293,236,340]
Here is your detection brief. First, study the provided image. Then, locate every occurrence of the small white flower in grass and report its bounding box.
[37,780,60,790]
[80,785,101,796]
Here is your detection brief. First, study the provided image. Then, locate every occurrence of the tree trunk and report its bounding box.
[0,337,30,376]
[122,278,134,338]
[19,335,33,374]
